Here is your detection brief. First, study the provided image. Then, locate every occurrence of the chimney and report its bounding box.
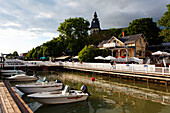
[122,31,125,37]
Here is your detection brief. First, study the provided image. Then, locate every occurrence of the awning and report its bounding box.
[55,56,70,60]
[72,56,79,59]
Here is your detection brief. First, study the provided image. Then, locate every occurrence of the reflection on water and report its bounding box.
[12,70,170,113]
[35,101,89,113]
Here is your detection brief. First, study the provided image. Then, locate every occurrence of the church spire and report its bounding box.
[90,12,100,34]
[94,12,97,18]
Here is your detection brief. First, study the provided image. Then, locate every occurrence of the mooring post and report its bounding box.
[165,81,168,87]
[147,78,149,84]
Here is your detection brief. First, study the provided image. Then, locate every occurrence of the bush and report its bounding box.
[78,45,109,62]
[78,45,96,62]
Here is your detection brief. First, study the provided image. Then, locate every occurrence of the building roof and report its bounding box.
[97,33,146,48]
[118,34,143,44]
[97,40,108,48]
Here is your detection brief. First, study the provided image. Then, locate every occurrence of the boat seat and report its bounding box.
[62,85,69,95]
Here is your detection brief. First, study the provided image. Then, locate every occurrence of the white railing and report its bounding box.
[103,43,116,48]
[56,62,170,75]
[22,61,170,76]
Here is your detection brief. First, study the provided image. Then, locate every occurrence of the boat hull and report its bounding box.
[28,91,88,104]
[31,95,88,104]
[16,83,63,94]
[5,74,38,81]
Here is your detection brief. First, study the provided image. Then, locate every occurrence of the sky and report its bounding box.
[0,0,169,55]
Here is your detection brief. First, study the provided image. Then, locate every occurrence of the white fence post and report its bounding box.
[145,67,147,73]
[162,67,164,75]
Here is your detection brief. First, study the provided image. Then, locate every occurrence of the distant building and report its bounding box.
[19,53,28,60]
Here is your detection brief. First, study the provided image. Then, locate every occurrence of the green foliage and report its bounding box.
[125,18,162,45]
[58,17,90,55]
[26,48,35,59]
[88,28,122,46]
[78,45,96,62]
[38,47,43,58]
[158,4,170,42]
[94,48,109,57]
[13,51,19,56]
[78,45,109,62]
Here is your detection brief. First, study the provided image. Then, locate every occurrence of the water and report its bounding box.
[12,70,170,113]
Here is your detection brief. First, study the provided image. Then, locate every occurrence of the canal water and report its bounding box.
[12,70,170,113]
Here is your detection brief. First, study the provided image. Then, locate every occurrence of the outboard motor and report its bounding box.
[55,79,62,83]
[81,85,91,96]
[55,79,64,89]
[43,77,46,82]
[33,74,39,79]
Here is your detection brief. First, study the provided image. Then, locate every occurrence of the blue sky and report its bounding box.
[0,0,169,54]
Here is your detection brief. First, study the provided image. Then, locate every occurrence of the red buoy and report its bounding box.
[91,77,95,82]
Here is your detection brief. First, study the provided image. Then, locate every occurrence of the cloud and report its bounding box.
[0,0,169,54]
[0,22,21,27]
[67,1,79,7]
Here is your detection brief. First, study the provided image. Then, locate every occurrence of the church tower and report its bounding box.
[90,12,101,34]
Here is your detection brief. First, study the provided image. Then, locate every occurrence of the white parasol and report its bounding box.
[94,56,104,60]
[104,56,116,60]
[152,51,170,56]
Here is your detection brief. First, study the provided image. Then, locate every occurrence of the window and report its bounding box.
[139,51,142,56]
[140,38,142,45]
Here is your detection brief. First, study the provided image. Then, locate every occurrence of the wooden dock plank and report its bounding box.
[0,81,21,113]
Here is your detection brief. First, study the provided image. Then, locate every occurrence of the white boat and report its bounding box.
[0,69,25,76]
[5,74,38,81]
[27,85,89,104]
[15,81,63,94]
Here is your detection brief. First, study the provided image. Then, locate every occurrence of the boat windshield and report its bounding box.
[62,85,69,95]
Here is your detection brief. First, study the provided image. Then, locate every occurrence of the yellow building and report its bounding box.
[98,34,147,59]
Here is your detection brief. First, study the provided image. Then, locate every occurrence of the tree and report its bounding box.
[125,18,162,45]
[38,47,43,58]
[26,48,35,59]
[41,36,67,57]
[78,45,96,62]
[88,28,122,46]
[58,17,90,55]
[13,51,19,57]
[158,4,170,42]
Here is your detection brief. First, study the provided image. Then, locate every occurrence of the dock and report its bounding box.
[43,61,170,86]
[0,81,33,113]
[65,65,170,86]
[2,60,170,86]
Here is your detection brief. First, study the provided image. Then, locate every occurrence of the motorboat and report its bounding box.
[15,80,63,94]
[5,74,38,81]
[27,85,90,104]
[0,69,25,77]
